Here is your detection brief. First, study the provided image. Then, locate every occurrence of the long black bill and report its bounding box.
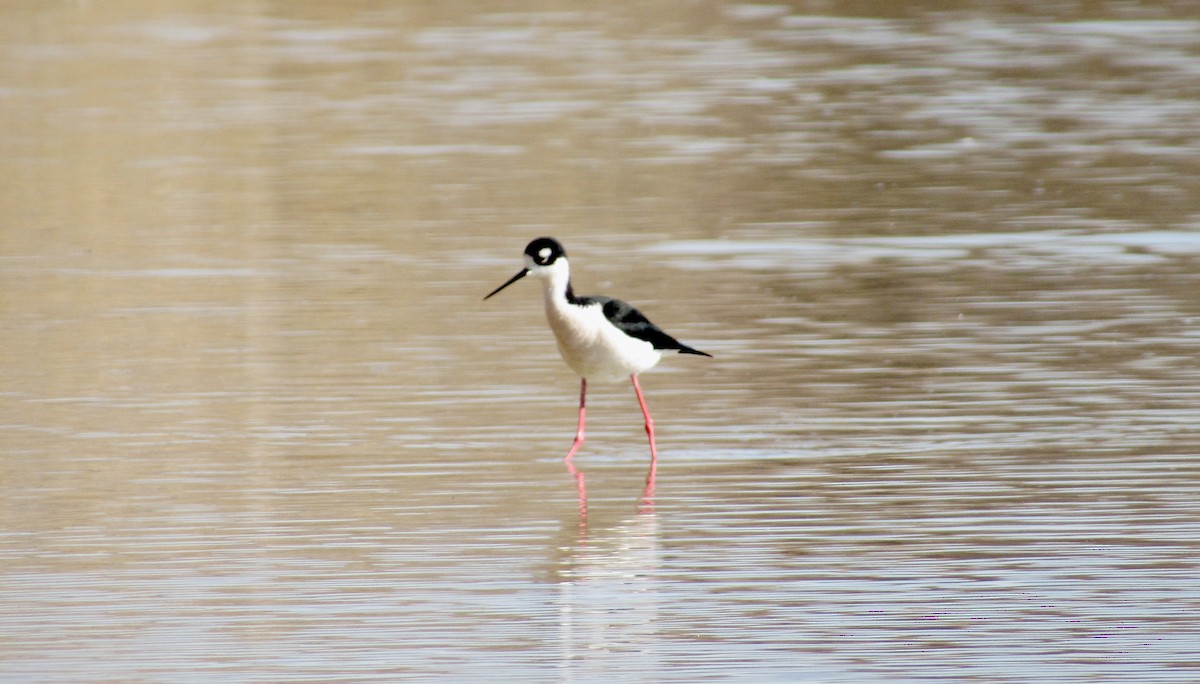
[484,268,528,300]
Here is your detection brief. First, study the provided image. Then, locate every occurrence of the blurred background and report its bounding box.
[2,1,1199,681]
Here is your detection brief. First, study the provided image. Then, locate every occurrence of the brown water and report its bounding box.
[3,2,1200,682]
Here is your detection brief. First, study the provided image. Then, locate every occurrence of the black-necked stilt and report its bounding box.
[484,237,711,466]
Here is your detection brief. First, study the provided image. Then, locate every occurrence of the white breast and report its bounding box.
[544,298,663,383]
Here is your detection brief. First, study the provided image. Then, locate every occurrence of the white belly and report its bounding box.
[545,299,663,382]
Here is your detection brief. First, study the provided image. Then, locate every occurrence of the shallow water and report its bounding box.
[3,1,1200,681]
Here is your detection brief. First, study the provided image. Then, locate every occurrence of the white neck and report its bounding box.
[535,258,573,309]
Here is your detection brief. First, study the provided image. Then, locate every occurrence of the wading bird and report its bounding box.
[484,237,711,467]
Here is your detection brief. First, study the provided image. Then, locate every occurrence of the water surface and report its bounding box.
[2,1,1199,681]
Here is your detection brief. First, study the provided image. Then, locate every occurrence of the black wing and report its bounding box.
[577,295,712,357]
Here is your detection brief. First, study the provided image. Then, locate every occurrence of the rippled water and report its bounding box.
[3,2,1200,682]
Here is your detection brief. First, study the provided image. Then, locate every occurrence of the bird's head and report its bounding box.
[484,237,569,300]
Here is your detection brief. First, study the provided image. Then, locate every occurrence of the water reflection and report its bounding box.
[3,0,1200,681]
[557,502,661,678]
[563,458,657,538]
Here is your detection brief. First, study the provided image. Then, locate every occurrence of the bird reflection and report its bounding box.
[564,458,657,537]
[564,457,588,535]
[555,468,662,677]
[638,460,656,515]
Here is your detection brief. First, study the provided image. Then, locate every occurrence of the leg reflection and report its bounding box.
[638,457,656,515]
[564,457,587,535]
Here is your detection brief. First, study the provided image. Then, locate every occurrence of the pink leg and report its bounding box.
[565,378,587,461]
[631,374,657,465]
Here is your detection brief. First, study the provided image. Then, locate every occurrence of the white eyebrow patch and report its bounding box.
[538,247,552,261]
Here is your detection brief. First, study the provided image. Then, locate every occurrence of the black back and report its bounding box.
[573,293,712,357]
